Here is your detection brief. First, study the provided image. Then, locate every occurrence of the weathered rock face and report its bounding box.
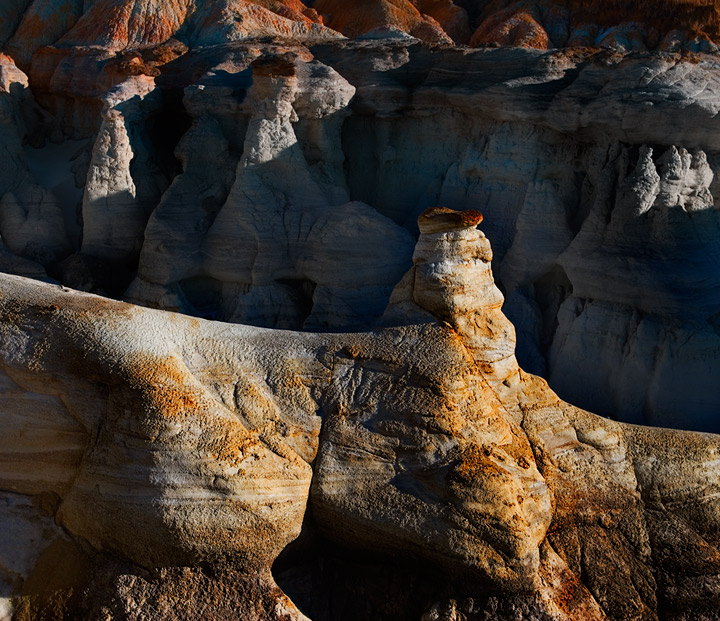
[2,1,720,617]
[312,0,455,45]
[3,0,720,79]
[9,35,720,430]
[125,49,415,330]
[4,26,720,432]
[298,43,720,432]
[2,209,720,619]
[463,0,720,52]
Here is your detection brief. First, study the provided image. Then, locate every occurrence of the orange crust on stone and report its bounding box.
[418,207,483,233]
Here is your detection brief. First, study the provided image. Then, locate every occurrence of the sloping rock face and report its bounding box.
[1,209,720,620]
[3,0,720,72]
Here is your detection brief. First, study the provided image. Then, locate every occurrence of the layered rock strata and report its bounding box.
[4,0,720,435]
[1,209,719,619]
[3,0,720,55]
[4,39,720,431]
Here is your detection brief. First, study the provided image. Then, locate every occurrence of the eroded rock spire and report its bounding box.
[388,206,520,389]
[0,209,719,618]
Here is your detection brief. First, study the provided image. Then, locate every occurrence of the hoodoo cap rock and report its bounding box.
[418,207,483,234]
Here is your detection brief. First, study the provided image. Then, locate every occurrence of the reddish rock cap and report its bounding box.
[418,207,483,233]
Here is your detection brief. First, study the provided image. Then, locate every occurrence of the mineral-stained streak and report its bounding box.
[1,209,719,619]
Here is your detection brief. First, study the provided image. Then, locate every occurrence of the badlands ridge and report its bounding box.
[2,0,720,618]
[1,24,720,430]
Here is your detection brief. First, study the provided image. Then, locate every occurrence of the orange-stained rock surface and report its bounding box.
[2,0,720,69]
[55,0,194,50]
[414,0,471,43]
[313,0,453,43]
[3,32,720,427]
[2,210,720,619]
[3,0,720,617]
[470,2,551,49]
[418,206,484,232]
[471,0,720,50]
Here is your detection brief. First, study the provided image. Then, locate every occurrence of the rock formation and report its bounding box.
[3,3,720,614]
[125,48,414,330]
[3,0,720,67]
[1,208,719,619]
[3,10,720,431]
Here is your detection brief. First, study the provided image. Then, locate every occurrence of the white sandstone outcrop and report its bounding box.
[127,49,414,330]
[81,75,158,264]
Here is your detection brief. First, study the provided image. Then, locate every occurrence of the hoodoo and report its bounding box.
[3,1,720,617]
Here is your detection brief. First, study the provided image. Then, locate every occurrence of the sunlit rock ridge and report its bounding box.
[2,208,720,620]
[2,1,720,618]
[3,7,720,431]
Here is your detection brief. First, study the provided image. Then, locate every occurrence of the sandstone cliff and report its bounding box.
[2,32,720,431]
[1,209,719,619]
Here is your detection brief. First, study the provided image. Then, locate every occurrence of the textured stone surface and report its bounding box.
[0,275,323,618]
[81,75,158,265]
[2,5,720,614]
[123,48,414,330]
[1,210,720,619]
[312,0,453,45]
[313,43,720,432]
[3,0,720,68]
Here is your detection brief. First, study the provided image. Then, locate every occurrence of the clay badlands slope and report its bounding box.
[4,0,720,55]
[2,0,720,619]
